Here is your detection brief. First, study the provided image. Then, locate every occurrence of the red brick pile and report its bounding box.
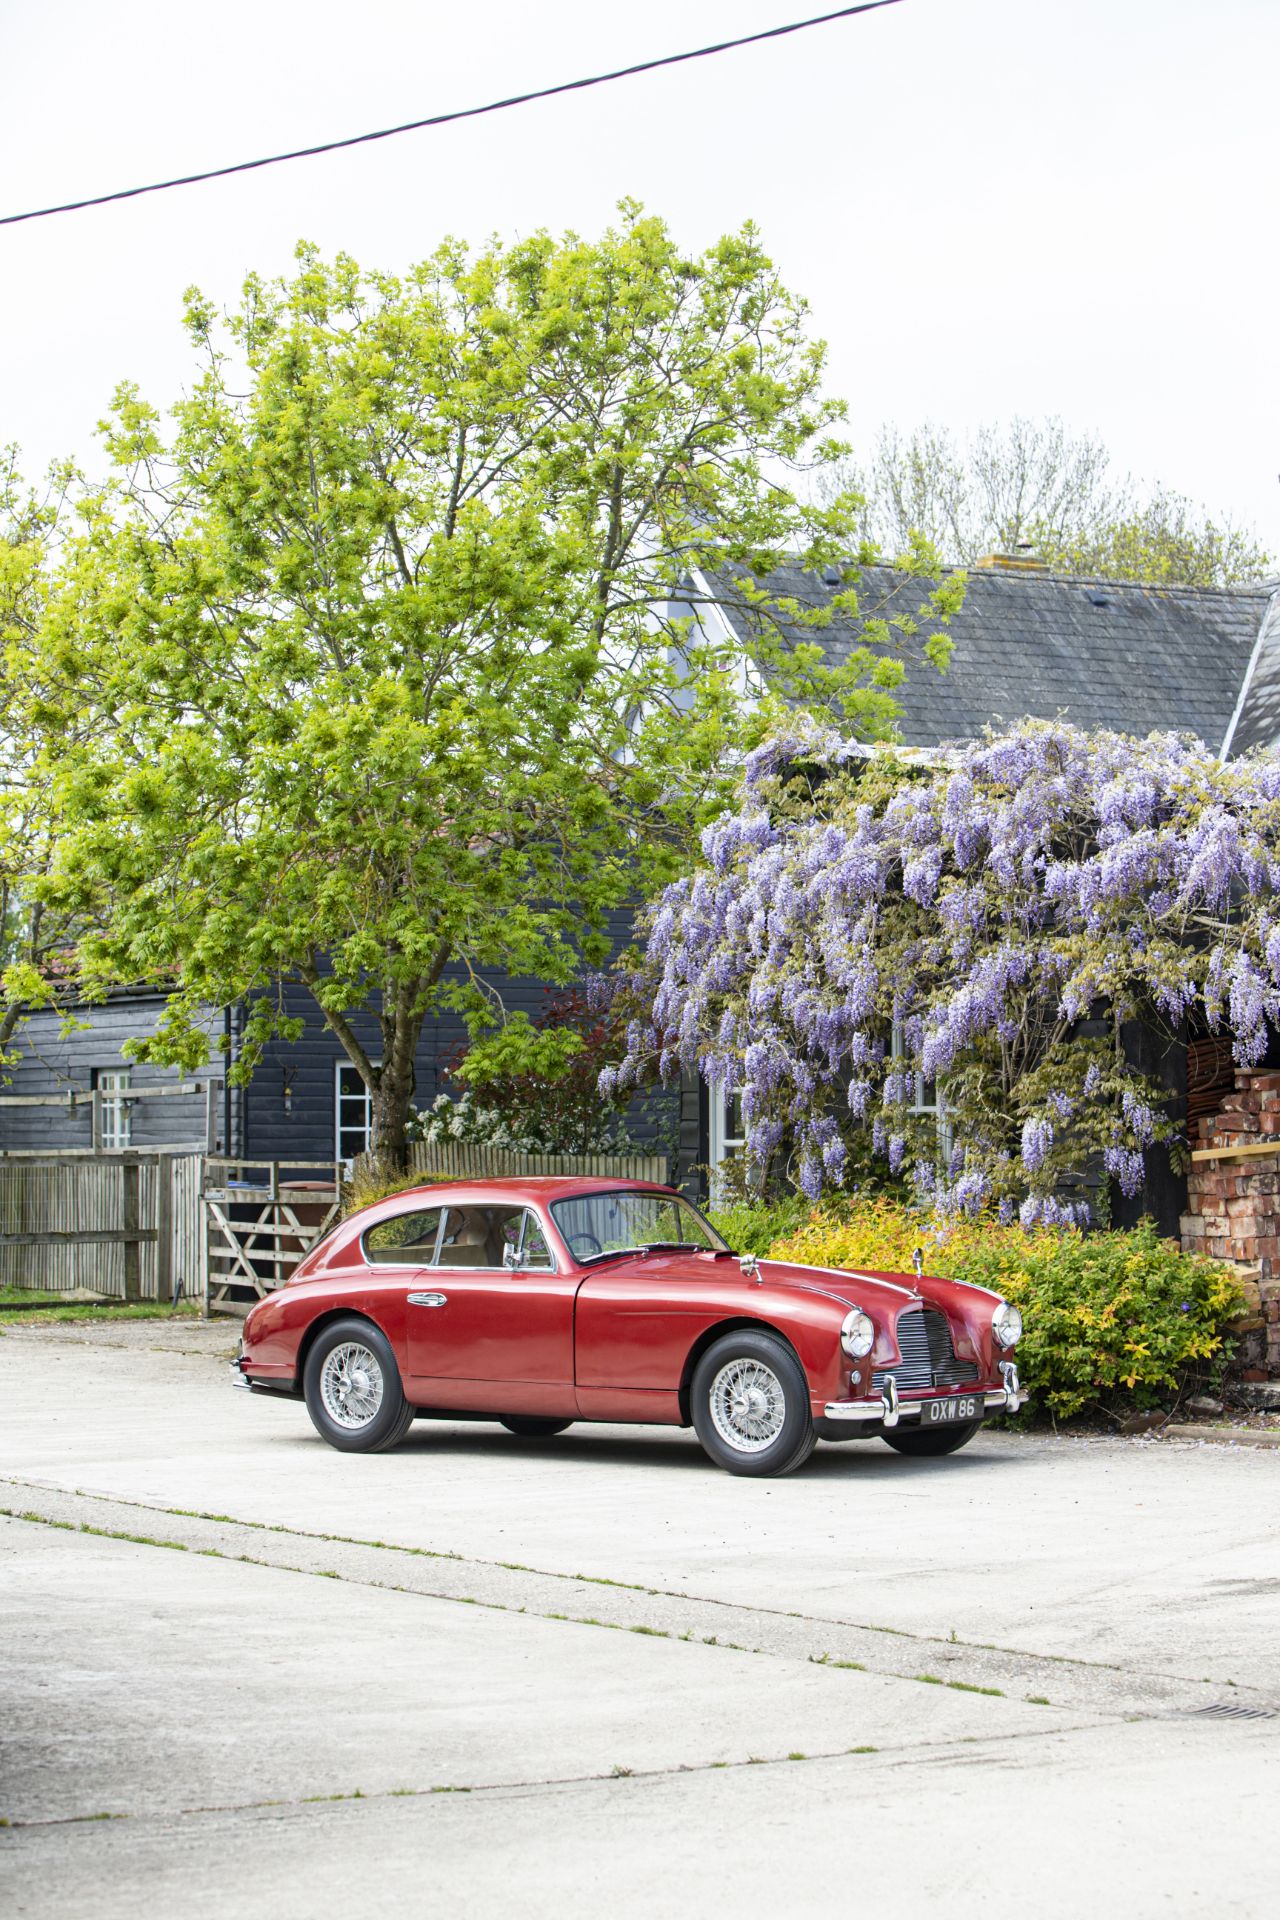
[1182,1068,1280,1379]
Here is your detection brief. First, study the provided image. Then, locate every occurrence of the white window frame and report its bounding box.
[891,1024,954,1166]
[335,1060,378,1165]
[708,1086,748,1198]
[94,1068,132,1151]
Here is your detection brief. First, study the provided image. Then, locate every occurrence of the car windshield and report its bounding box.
[550,1190,727,1263]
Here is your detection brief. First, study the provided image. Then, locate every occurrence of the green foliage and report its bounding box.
[340,1163,445,1215]
[707,1192,812,1258]
[423,987,673,1157]
[770,1196,1246,1419]
[20,211,954,1155]
[0,450,101,1063]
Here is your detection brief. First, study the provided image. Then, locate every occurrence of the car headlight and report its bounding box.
[992,1301,1023,1349]
[840,1308,875,1359]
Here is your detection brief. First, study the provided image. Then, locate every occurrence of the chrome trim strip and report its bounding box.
[824,1385,998,1424]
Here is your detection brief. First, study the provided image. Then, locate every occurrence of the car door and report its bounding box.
[403,1201,578,1416]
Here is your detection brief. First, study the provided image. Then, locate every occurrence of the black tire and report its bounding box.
[882,1420,982,1457]
[499,1416,574,1438]
[690,1330,817,1478]
[303,1316,416,1454]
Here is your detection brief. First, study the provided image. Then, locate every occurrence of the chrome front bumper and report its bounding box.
[824,1362,1027,1428]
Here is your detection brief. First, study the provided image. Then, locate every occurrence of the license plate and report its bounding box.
[920,1394,980,1426]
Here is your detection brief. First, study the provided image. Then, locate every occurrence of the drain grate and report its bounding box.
[1183,1703,1277,1721]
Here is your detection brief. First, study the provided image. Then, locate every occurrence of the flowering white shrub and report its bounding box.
[407,1091,553,1154]
[607,718,1280,1218]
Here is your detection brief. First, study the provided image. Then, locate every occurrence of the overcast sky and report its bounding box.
[3,0,1276,553]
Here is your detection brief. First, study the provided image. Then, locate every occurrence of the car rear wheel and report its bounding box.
[691,1331,816,1477]
[499,1416,574,1438]
[303,1317,416,1454]
[882,1420,982,1457]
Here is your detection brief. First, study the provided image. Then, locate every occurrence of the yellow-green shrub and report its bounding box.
[768,1197,1246,1420]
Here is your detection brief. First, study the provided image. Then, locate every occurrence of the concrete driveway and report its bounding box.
[1,1318,1277,1918]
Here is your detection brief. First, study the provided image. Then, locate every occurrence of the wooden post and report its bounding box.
[91,1089,103,1154]
[122,1159,141,1302]
[200,1157,211,1318]
[154,1153,174,1304]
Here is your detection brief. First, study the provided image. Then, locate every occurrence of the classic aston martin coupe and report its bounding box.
[232,1177,1027,1476]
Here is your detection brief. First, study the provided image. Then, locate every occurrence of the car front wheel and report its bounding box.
[303,1317,416,1454]
[691,1331,816,1477]
[882,1420,982,1457]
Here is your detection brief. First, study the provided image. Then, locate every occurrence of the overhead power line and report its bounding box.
[0,2,903,228]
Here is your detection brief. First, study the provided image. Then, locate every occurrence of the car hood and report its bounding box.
[752,1257,925,1316]
[752,1257,998,1325]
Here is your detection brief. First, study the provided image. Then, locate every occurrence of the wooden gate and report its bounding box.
[202,1158,342,1312]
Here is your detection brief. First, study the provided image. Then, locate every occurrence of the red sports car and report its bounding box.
[232,1177,1027,1477]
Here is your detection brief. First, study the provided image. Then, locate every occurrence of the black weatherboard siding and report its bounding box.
[0,993,228,1153]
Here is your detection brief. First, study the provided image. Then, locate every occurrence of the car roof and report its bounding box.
[365,1176,676,1212]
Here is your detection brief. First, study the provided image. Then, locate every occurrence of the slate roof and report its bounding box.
[713,563,1275,752]
[1222,586,1280,757]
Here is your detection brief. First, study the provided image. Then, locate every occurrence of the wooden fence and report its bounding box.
[0,1151,205,1300]
[398,1143,672,1184]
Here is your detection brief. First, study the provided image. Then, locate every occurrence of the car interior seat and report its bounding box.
[438,1211,496,1268]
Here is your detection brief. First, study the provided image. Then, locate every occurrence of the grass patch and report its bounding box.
[0,1299,202,1327]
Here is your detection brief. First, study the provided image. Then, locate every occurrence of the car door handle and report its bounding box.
[406,1292,448,1308]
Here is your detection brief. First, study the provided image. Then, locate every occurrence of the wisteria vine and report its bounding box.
[603,719,1280,1222]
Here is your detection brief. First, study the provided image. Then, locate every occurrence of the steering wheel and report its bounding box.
[568,1231,603,1260]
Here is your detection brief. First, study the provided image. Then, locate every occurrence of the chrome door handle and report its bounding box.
[406,1291,447,1308]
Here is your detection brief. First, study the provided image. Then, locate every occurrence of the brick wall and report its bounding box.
[1181,1068,1280,1380]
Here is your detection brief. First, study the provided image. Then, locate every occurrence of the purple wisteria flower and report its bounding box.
[609,717,1280,1219]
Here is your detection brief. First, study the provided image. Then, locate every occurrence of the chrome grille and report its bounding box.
[873,1308,978,1393]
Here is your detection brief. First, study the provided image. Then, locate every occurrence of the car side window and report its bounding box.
[520,1211,554,1270]
[363,1207,443,1265]
[437,1206,504,1268]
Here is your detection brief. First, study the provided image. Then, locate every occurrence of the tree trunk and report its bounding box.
[369,1050,417,1170]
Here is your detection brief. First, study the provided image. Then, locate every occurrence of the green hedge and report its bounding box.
[710,1194,1246,1420]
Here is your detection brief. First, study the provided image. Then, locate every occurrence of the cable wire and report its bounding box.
[0,2,902,227]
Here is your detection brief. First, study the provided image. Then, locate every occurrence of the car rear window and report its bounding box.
[363,1207,443,1264]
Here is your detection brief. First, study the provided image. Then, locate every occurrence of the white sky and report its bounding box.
[3,0,1277,551]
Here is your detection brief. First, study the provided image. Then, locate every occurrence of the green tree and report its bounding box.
[833,416,1271,587]
[0,450,97,1061]
[28,210,958,1159]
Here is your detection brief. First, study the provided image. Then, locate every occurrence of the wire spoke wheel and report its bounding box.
[319,1341,385,1430]
[708,1357,787,1453]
